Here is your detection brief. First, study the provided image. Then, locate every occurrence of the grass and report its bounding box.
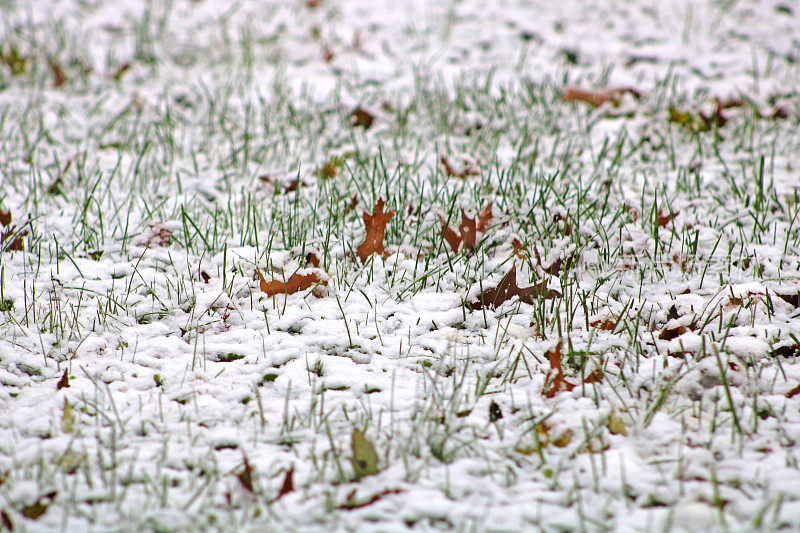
[1,0,800,530]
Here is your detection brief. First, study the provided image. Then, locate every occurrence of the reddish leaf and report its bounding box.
[0,209,10,227]
[272,465,294,503]
[440,216,461,253]
[1,227,26,251]
[458,210,477,252]
[657,210,677,227]
[305,253,320,267]
[335,489,404,510]
[471,264,559,310]
[49,59,66,87]
[659,324,687,341]
[543,342,576,398]
[476,202,493,232]
[349,107,375,129]
[237,457,255,493]
[512,239,526,258]
[56,369,69,390]
[356,199,394,263]
[590,315,618,331]
[200,271,211,283]
[257,268,325,297]
[583,368,604,384]
[786,383,800,399]
[562,86,640,108]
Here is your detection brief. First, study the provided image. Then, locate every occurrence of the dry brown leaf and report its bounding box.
[471,264,559,310]
[440,216,461,253]
[272,465,294,503]
[786,383,800,399]
[257,268,325,297]
[356,199,394,263]
[236,456,255,493]
[657,210,677,227]
[543,341,576,398]
[335,488,404,511]
[458,209,477,252]
[583,368,604,384]
[56,369,69,390]
[512,239,526,259]
[0,209,10,227]
[476,202,493,232]
[590,315,618,331]
[440,156,478,178]
[49,58,66,87]
[349,107,375,129]
[305,252,320,267]
[562,86,640,108]
[659,324,687,341]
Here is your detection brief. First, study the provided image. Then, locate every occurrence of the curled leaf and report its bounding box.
[471,264,559,310]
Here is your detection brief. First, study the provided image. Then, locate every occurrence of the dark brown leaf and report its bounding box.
[56,369,69,390]
[0,209,10,227]
[305,253,320,267]
[335,489,404,511]
[236,457,255,493]
[458,210,476,252]
[200,271,211,283]
[471,264,559,310]
[476,202,493,232]
[21,491,56,520]
[272,465,294,502]
[657,210,677,227]
[659,324,687,341]
[356,199,394,263]
[440,216,461,253]
[1,509,12,531]
[488,401,503,423]
[786,383,800,398]
[349,107,375,129]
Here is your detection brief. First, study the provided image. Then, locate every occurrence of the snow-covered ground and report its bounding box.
[1,0,799,530]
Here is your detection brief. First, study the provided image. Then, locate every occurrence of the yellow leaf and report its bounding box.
[608,412,627,436]
[351,428,379,480]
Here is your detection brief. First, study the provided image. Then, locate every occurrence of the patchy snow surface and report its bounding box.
[1,0,800,530]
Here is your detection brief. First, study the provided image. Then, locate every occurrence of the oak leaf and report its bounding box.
[257,268,325,297]
[476,202,493,232]
[471,264,559,310]
[543,341,576,398]
[356,199,394,263]
[440,216,461,253]
[458,209,477,252]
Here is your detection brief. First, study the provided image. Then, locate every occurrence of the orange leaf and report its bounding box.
[357,199,394,263]
[258,268,324,297]
[458,209,477,252]
[583,368,603,383]
[543,341,576,398]
[476,202,493,232]
[471,264,559,310]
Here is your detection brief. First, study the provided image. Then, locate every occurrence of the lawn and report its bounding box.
[1,0,799,530]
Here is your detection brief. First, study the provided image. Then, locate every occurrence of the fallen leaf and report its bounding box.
[476,202,493,232]
[49,58,66,87]
[583,368,604,383]
[237,456,255,493]
[20,491,56,520]
[344,195,358,214]
[488,401,503,423]
[543,342,576,398]
[658,324,687,341]
[562,86,641,108]
[1,509,12,530]
[657,210,677,227]
[200,271,211,283]
[1,227,26,251]
[608,412,627,435]
[471,264,559,310]
[512,239,526,258]
[351,428,380,480]
[0,209,10,227]
[305,252,320,267]
[356,199,394,263]
[440,156,478,178]
[590,315,618,331]
[257,268,325,297]
[272,465,294,503]
[440,216,461,253]
[56,369,69,390]
[786,383,800,399]
[349,107,375,129]
[335,488,403,510]
[458,210,477,252]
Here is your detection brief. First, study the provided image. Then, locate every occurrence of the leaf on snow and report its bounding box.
[0,209,11,227]
[349,106,375,129]
[543,341,576,398]
[471,264,559,310]
[356,199,394,263]
[236,456,255,493]
[20,491,56,520]
[476,202,493,232]
[440,156,478,179]
[562,86,641,107]
[458,209,477,252]
[351,428,380,480]
[56,369,69,390]
[257,268,325,297]
[271,465,294,503]
[440,216,462,253]
[335,488,403,510]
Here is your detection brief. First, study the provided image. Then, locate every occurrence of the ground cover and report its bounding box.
[1,0,800,530]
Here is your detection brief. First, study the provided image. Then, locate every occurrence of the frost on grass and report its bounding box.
[1,0,800,531]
